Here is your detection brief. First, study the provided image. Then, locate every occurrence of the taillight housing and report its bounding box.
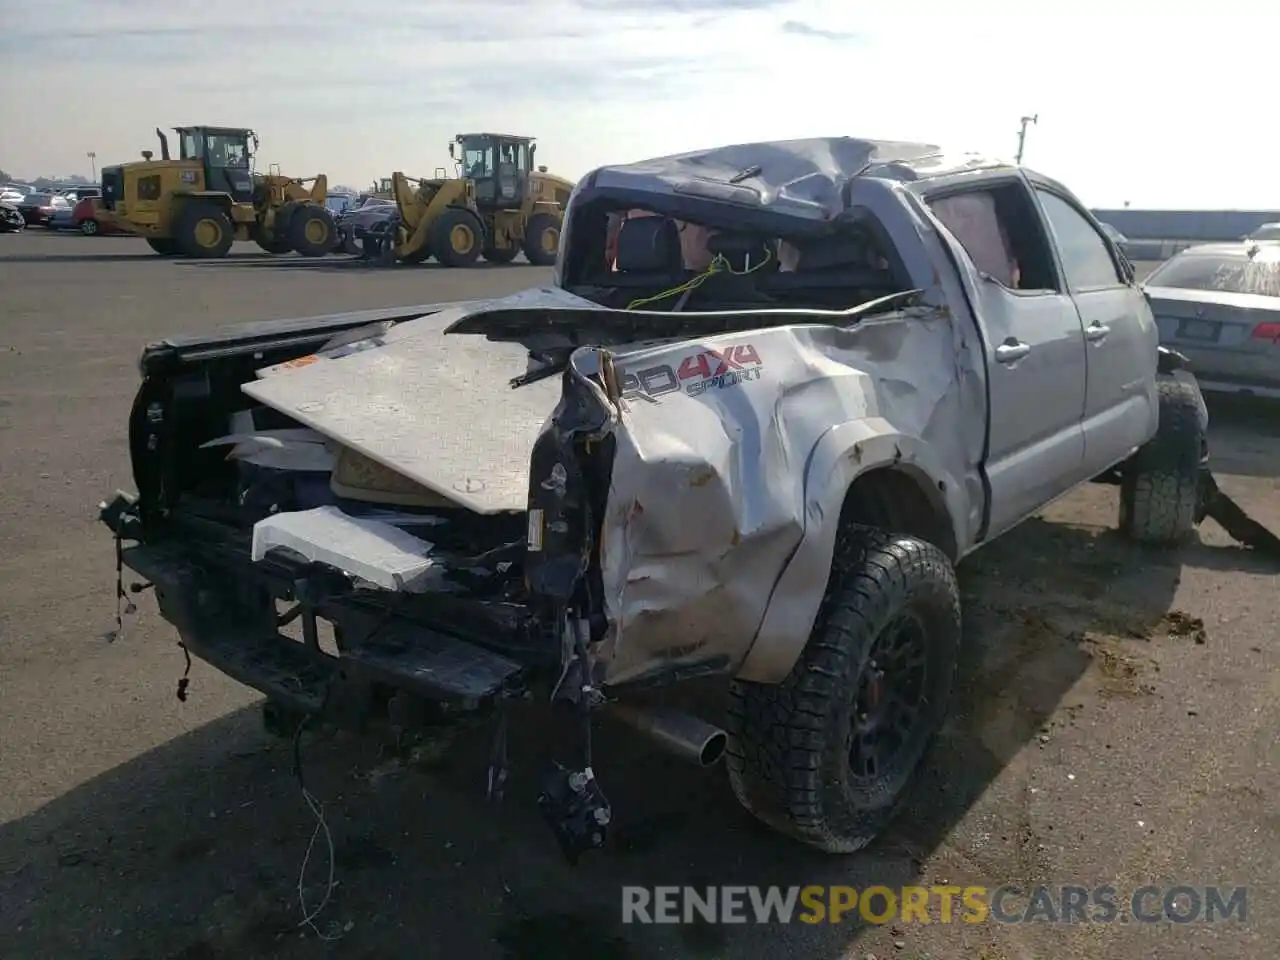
[1251,321,1280,341]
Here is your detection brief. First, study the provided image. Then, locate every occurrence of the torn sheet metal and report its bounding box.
[581,173,989,686]
[242,287,599,514]
[591,309,970,687]
[251,505,438,591]
[586,137,943,224]
[143,300,472,364]
[256,320,414,378]
[200,429,336,472]
[239,173,989,687]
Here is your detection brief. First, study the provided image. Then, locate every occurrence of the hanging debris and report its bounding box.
[1199,470,1280,558]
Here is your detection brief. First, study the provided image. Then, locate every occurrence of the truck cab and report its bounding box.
[168,126,257,203]
[450,132,538,211]
[99,125,257,223]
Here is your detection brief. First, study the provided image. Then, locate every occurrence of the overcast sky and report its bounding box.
[1,0,1275,208]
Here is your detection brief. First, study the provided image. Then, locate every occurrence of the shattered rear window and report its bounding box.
[1146,248,1280,298]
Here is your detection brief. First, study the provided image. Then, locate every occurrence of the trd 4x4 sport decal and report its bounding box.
[619,343,764,403]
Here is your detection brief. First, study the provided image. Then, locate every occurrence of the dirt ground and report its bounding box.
[1,234,1277,960]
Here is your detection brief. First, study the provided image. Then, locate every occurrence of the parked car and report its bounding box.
[48,195,92,230]
[335,196,396,254]
[0,200,25,232]
[15,192,70,226]
[1,185,31,204]
[1143,241,1280,397]
[48,204,75,230]
[324,192,357,216]
[1244,222,1280,242]
[99,136,1210,862]
[63,195,124,235]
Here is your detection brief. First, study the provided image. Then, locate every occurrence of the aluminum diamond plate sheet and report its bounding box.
[242,307,560,515]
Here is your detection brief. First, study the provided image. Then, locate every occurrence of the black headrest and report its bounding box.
[615,216,682,273]
[795,237,883,272]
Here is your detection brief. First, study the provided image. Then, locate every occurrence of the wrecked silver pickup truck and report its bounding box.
[99,138,1213,861]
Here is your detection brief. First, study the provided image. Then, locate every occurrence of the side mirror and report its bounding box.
[448,142,455,159]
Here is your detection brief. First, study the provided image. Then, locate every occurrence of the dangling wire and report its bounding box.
[625,247,774,311]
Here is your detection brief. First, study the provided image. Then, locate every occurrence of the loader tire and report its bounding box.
[726,526,961,854]
[432,208,483,267]
[521,212,560,266]
[289,204,336,258]
[483,244,519,264]
[146,237,182,256]
[1118,374,1207,546]
[175,203,234,259]
[400,239,433,265]
[253,223,292,255]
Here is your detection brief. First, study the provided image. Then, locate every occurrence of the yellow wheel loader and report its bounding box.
[380,133,574,266]
[382,173,486,266]
[97,126,336,259]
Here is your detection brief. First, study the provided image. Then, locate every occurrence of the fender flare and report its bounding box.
[735,417,969,683]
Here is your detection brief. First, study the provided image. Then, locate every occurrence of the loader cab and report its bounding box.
[170,125,257,203]
[450,132,536,211]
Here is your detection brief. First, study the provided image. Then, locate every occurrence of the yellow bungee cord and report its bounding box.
[625,245,774,311]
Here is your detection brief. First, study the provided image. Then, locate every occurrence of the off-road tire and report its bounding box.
[288,203,336,258]
[726,526,961,853]
[252,223,292,255]
[1118,375,1206,545]
[174,202,234,259]
[400,237,433,264]
[521,212,560,266]
[483,244,519,264]
[146,237,182,256]
[431,208,484,267]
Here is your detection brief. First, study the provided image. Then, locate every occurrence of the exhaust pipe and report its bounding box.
[609,703,728,768]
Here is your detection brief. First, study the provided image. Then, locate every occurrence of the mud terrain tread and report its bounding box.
[725,527,961,853]
[1119,376,1205,545]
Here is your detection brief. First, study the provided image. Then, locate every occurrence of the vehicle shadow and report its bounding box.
[178,257,547,274]
[0,513,1192,960]
[0,252,168,264]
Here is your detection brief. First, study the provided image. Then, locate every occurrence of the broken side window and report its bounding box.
[929,184,1059,293]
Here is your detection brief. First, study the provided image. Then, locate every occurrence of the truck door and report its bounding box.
[927,179,1091,538]
[1030,187,1159,476]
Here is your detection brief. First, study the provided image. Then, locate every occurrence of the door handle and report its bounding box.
[995,341,1030,363]
[1085,322,1111,342]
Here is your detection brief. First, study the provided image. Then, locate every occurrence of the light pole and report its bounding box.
[87,151,97,181]
[1014,114,1038,165]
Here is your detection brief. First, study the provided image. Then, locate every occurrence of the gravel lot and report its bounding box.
[1,233,1277,960]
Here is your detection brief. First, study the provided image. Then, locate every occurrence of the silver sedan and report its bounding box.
[1143,241,1280,397]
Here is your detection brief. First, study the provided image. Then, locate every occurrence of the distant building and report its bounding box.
[1091,208,1280,260]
